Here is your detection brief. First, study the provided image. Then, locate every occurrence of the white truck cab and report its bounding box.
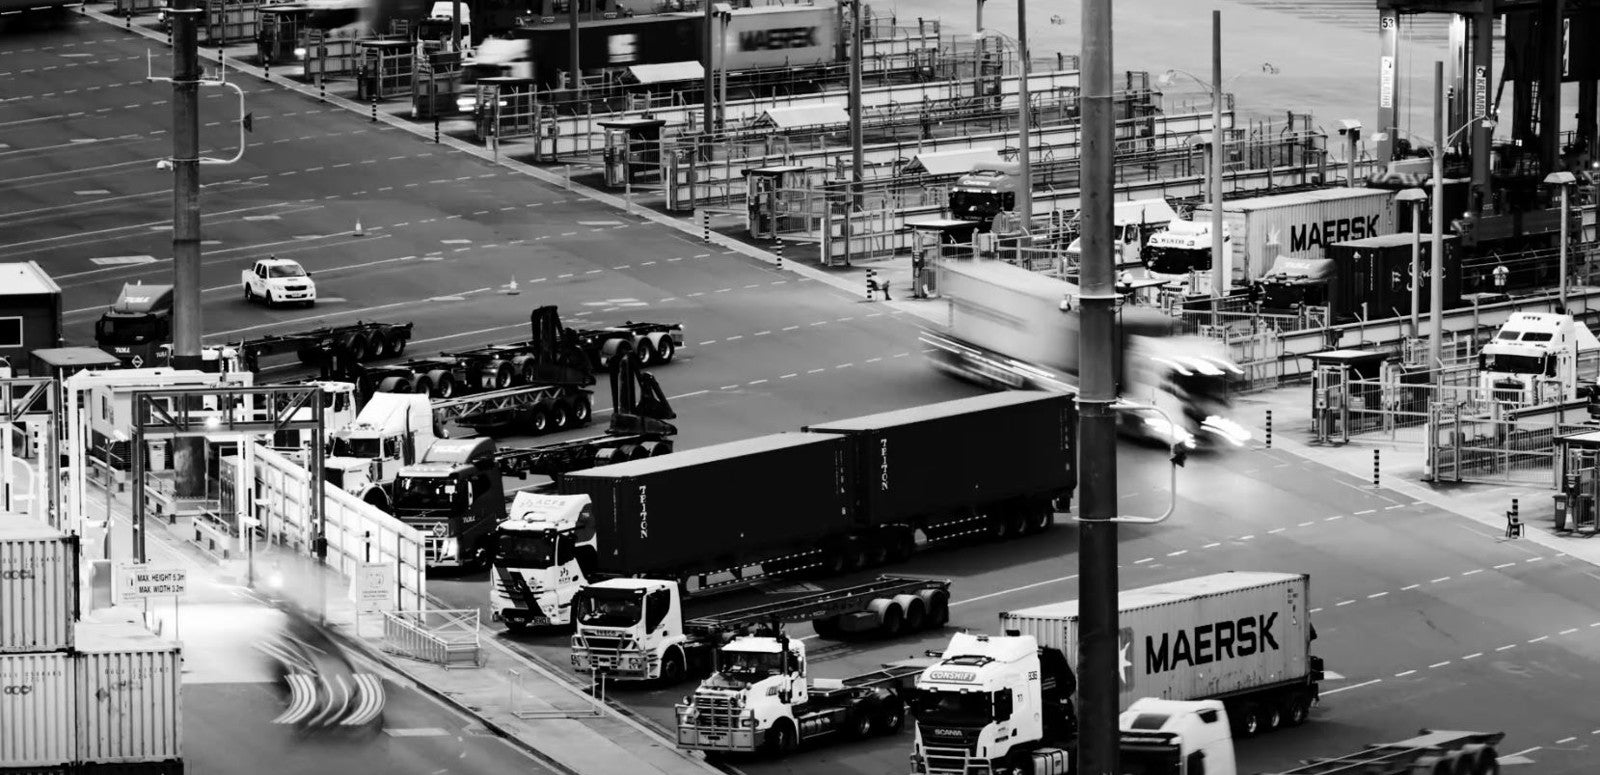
[1065,198,1180,269]
[325,392,440,510]
[570,578,686,680]
[1478,312,1600,407]
[1119,698,1238,775]
[678,635,807,750]
[1144,219,1233,298]
[489,492,596,631]
[242,257,317,307]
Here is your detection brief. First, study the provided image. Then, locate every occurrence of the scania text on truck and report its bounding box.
[95,283,173,368]
[1478,312,1600,406]
[999,572,1324,738]
[546,392,1074,597]
[921,258,1250,448]
[569,575,952,682]
[675,631,923,757]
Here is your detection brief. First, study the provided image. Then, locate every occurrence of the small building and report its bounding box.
[0,262,64,370]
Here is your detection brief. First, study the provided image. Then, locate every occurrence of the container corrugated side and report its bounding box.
[1196,189,1396,279]
[720,6,837,70]
[939,259,1080,371]
[0,521,77,653]
[75,631,182,764]
[1001,572,1311,711]
[0,652,75,767]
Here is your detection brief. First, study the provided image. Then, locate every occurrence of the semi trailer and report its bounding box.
[675,632,925,757]
[566,575,952,680]
[551,391,1075,592]
[922,258,1249,448]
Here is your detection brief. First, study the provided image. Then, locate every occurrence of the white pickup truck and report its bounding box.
[242,257,317,307]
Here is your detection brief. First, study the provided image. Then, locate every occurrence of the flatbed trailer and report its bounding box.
[1260,729,1505,775]
[222,321,414,374]
[574,322,684,369]
[357,306,595,399]
[492,432,672,477]
[429,383,594,435]
[685,575,952,640]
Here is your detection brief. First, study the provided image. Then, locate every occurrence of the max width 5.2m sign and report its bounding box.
[118,563,188,599]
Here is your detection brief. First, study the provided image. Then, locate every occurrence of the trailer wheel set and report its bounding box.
[1226,687,1315,739]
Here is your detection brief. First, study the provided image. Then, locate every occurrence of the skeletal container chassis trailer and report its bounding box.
[221,320,414,373]
[1259,729,1504,775]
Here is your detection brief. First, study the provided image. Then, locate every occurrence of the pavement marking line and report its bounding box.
[386,728,450,737]
[780,373,797,379]
[1506,747,1542,758]
[1367,592,1387,598]
[1134,557,1153,564]
[1322,678,1382,695]
[1354,509,1377,515]
[1462,569,1483,576]
[1336,600,1354,606]
[1394,670,1416,677]
[1494,562,1517,569]
[1430,576,1451,583]
[1528,635,1549,643]
[1428,661,1450,669]
[1201,542,1220,548]
[1298,521,1315,527]
[1463,652,1481,659]
[1557,737,1577,744]
[747,379,768,385]
[1562,628,1579,635]
[1267,527,1285,534]
[1326,515,1344,521]
[954,574,1079,607]
[1167,550,1187,557]
[1401,583,1420,590]
[698,340,716,346]
[1497,644,1517,651]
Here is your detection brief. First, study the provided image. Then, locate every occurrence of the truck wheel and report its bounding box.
[386,332,407,357]
[1231,703,1262,738]
[635,339,657,366]
[1260,702,1282,733]
[919,590,950,629]
[887,531,915,563]
[503,619,527,635]
[526,407,550,435]
[812,616,841,639]
[847,707,875,740]
[1459,744,1497,775]
[1025,504,1055,534]
[426,370,456,398]
[514,355,537,384]
[878,602,904,637]
[656,338,676,363]
[894,595,926,631]
[840,542,867,572]
[763,721,798,757]
[483,361,513,390]
[1281,693,1310,727]
[1002,509,1026,538]
[411,376,434,396]
[547,401,571,430]
[569,395,592,425]
[377,376,410,394]
[658,649,686,686]
[342,333,369,361]
[862,537,889,567]
[873,700,905,735]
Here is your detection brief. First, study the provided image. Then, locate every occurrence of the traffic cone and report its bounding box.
[503,276,520,295]
[353,219,365,236]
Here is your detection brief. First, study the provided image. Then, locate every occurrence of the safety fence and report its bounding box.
[381,609,483,668]
[1428,403,1592,486]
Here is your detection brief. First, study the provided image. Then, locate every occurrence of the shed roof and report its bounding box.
[755,104,850,130]
[902,147,1003,176]
[30,347,123,369]
[0,262,62,296]
[627,61,703,84]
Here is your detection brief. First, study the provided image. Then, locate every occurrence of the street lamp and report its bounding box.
[1545,170,1577,312]
[1157,57,1278,305]
[1394,187,1429,334]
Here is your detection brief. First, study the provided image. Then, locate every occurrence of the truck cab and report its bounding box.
[390,437,504,569]
[1478,312,1600,406]
[326,392,441,510]
[1064,198,1180,269]
[489,492,596,631]
[570,578,687,680]
[1119,698,1239,775]
[678,634,809,752]
[95,283,173,368]
[242,257,317,307]
[948,162,1021,229]
[1143,220,1233,298]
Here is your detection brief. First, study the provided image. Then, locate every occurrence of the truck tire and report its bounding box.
[362,488,390,512]
[637,339,658,366]
[1230,702,1263,738]
[1459,744,1497,775]
[386,331,408,357]
[1001,508,1026,538]
[1023,502,1054,534]
[1260,701,1282,733]
[919,589,950,628]
[886,530,915,563]
[377,376,411,394]
[862,536,889,567]
[873,699,905,735]
[411,375,434,396]
[482,361,513,390]
[872,599,904,637]
[658,649,686,686]
[547,400,571,430]
[655,337,676,363]
[812,616,841,639]
[1281,692,1310,727]
[244,285,255,303]
[342,332,370,361]
[763,720,798,757]
[893,594,926,631]
[425,370,456,398]
[846,706,875,740]
[569,394,593,425]
[840,541,867,572]
[526,406,551,434]
[513,355,537,384]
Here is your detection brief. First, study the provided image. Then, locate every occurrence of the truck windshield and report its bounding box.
[718,650,785,682]
[1118,746,1181,775]
[95,316,160,344]
[331,436,381,458]
[909,689,994,725]
[393,477,461,510]
[494,531,557,567]
[949,191,1001,220]
[267,264,307,278]
[573,587,642,627]
[1145,245,1210,276]
[1482,353,1546,374]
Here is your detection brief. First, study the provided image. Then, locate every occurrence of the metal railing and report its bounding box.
[508,668,605,719]
[381,609,483,668]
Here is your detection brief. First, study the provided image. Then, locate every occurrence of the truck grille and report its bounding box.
[576,635,624,653]
[920,745,981,775]
[691,695,741,729]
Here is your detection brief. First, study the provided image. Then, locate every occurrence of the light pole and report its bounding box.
[1545,170,1577,312]
[1017,0,1032,227]
[1429,62,1445,382]
[1157,60,1277,303]
[1395,187,1428,334]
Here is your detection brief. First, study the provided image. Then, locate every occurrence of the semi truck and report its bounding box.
[1478,311,1600,406]
[675,631,925,757]
[1141,218,1232,298]
[1185,186,1399,287]
[566,575,952,680]
[95,283,173,368]
[550,391,1074,593]
[998,572,1324,738]
[1063,198,1180,269]
[922,258,1250,448]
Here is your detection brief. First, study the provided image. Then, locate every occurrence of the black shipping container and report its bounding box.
[510,16,699,86]
[1327,233,1461,322]
[560,433,855,577]
[804,392,1076,528]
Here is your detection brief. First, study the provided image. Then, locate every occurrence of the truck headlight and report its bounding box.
[293,47,306,58]
[440,538,460,560]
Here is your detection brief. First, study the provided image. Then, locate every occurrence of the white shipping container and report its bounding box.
[712,6,837,71]
[1193,188,1397,282]
[0,652,75,767]
[0,518,78,653]
[1000,572,1312,712]
[941,259,1079,371]
[74,620,182,765]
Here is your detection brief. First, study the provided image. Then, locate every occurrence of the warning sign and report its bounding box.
[349,562,395,609]
[118,563,187,599]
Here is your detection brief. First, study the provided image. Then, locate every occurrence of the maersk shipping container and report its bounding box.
[697,6,838,71]
[0,519,78,653]
[1000,572,1313,711]
[1326,233,1461,322]
[804,392,1075,528]
[0,651,75,767]
[74,620,181,766]
[560,433,855,577]
[1192,188,1398,283]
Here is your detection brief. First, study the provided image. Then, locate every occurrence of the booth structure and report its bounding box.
[412,50,462,119]
[199,0,261,46]
[1555,429,1600,534]
[1308,349,1390,444]
[744,166,810,238]
[255,6,307,66]
[0,262,63,369]
[474,77,542,143]
[909,218,983,297]
[356,40,417,101]
[597,118,665,187]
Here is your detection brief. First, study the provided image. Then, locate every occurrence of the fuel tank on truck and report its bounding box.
[803,391,1076,526]
[558,433,855,578]
[1000,572,1313,710]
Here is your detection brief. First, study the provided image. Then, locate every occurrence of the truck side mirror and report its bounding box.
[1186,750,1206,775]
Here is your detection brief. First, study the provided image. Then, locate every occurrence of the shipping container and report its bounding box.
[804,392,1075,530]
[73,620,182,766]
[1326,233,1461,322]
[0,519,78,653]
[1192,188,1398,282]
[509,16,700,85]
[1000,572,1314,712]
[697,6,838,71]
[0,652,75,767]
[560,433,855,577]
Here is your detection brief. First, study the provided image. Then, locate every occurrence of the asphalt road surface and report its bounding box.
[7,13,1600,775]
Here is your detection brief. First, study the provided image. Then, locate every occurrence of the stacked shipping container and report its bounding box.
[0,518,182,774]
